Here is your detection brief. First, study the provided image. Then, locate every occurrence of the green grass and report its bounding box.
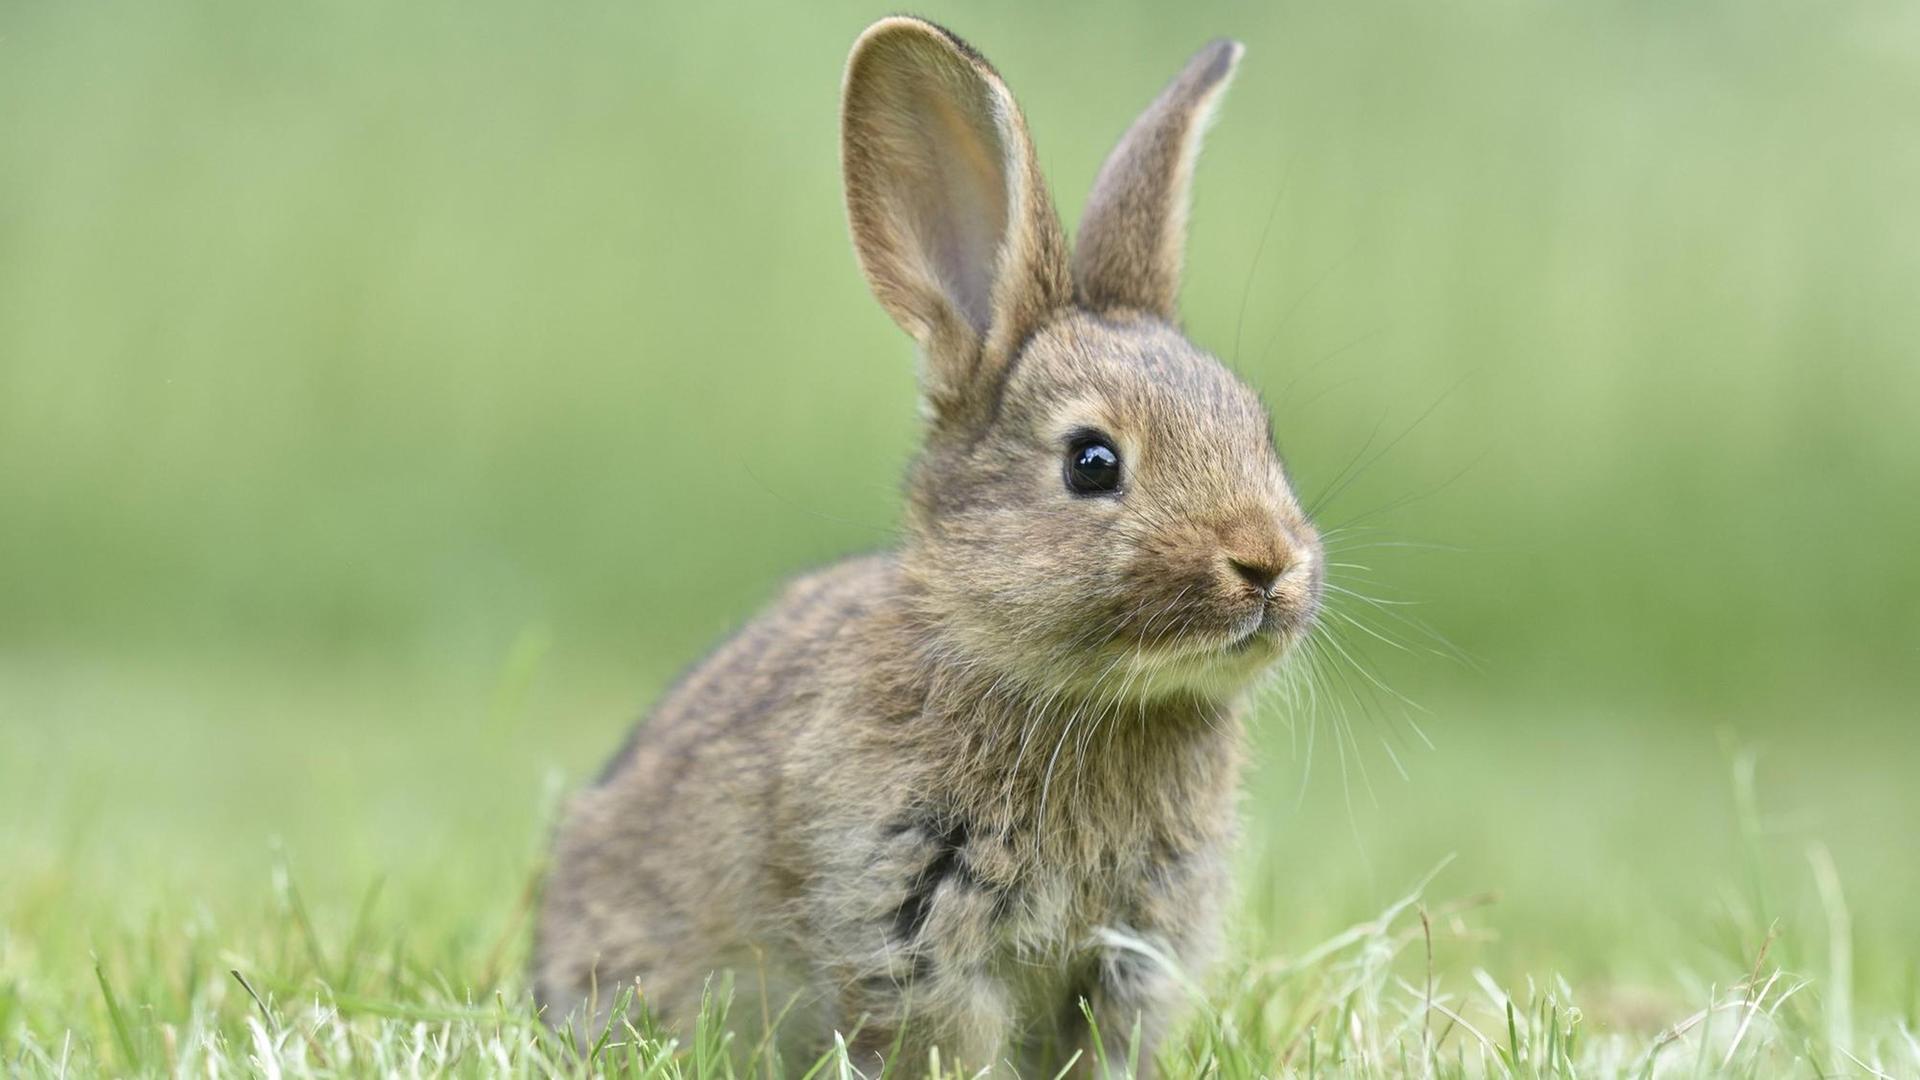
[3,0,1918,1074]
[4,653,1916,1075]
[20,843,1912,1079]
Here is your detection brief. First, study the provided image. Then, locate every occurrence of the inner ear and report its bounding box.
[841,18,1073,431]
[910,89,1009,334]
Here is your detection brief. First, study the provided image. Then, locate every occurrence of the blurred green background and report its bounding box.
[3,0,1917,1036]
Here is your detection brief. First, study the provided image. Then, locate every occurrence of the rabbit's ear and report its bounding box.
[1073,39,1243,322]
[843,17,1071,428]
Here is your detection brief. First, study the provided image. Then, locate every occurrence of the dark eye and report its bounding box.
[1064,434,1122,496]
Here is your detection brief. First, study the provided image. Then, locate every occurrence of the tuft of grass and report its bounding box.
[90,956,142,1073]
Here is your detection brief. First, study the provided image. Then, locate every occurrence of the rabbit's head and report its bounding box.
[844,18,1321,703]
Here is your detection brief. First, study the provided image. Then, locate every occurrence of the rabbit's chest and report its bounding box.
[872,807,1195,976]
[995,860,1160,986]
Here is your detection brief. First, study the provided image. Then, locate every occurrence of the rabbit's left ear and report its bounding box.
[1073,39,1244,322]
[842,17,1072,432]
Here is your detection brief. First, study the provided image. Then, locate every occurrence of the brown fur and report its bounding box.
[534,18,1322,1076]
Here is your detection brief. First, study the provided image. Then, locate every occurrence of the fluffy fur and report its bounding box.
[534,18,1323,1076]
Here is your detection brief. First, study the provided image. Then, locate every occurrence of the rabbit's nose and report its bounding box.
[1228,556,1286,597]
[1217,511,1297,597]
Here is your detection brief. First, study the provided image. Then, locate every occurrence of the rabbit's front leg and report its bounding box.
[823,812,1018,1075]
[1061,940,1183,1079]
[1062,849,1229,1079]
[841,961,1011,1076]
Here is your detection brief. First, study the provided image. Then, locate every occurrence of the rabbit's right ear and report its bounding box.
[842,18,1071,430]
[1073,39,1243,322]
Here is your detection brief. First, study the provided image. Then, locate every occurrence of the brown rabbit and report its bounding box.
[534,17,1323,1076]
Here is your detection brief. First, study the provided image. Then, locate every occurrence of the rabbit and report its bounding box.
[533,16,1323,1077]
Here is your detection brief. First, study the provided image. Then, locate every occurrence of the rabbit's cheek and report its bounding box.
[1111,544,1226,646]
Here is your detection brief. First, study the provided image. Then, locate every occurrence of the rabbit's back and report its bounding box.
[532,552,904,1029]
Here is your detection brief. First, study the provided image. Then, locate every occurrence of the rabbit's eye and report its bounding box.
[1065,434,1122,496]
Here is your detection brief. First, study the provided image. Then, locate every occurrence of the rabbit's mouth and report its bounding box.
[1054,600,1313,704]
[1228,611,1274,653]
[1224,620,1270,655]
[1133,587,1315,652]
[1160,605,1298,668]
[1065,564,1322,701]
[1208,599,1317,676]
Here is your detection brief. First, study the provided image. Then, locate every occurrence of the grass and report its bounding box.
[9,812,1917,1078]
[3,650,1916,1076]
[3,0,1919,1074]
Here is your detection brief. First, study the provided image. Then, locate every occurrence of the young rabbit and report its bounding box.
[534,17,1323,1076]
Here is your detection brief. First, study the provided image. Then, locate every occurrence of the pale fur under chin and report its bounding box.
[533,17,1321,1079]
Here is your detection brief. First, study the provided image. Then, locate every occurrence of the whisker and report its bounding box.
[1256,236,1365,371]
[1232,172,1290,368]
[1306,372,1473,520]
[1318,445,1492,535]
